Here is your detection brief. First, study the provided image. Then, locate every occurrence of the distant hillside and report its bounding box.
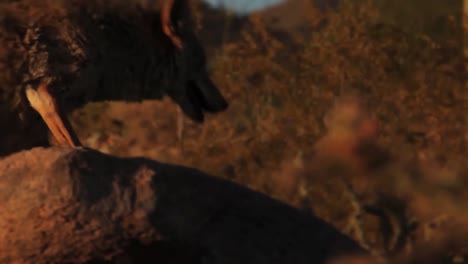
[196,1,248,55]
[250,0,309,33]
[197,0,463,55]
[196,0,315,54]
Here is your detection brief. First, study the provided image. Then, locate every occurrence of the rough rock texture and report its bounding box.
[0,147,368,263]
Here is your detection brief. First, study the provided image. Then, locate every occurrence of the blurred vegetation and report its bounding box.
[70,0,467,263]
[374,0,462,39]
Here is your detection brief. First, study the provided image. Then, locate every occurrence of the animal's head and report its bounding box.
[153,0,228,120]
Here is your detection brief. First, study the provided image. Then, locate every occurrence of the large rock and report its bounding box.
[0,147,367,263]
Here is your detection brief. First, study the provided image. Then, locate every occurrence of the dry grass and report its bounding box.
[69,0,466,263]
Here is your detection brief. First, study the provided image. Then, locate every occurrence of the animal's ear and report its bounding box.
[160,0,193,49]
[161,0,192,30]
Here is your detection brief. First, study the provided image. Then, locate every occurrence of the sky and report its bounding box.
[203,0,285,14]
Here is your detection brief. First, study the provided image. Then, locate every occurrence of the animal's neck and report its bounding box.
[65,51,181,107]
[54,4,183,104]
[12,1,186,109]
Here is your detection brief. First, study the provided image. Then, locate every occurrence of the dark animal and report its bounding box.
[0,0,228,157]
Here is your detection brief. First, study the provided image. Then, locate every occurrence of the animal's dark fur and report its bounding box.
[0,0,228,156]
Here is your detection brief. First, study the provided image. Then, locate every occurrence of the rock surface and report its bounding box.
[0,147,367,263]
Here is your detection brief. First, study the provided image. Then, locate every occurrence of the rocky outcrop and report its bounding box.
[0,147,367,263]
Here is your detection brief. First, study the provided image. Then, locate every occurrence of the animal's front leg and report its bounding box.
[25,82,82,147]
